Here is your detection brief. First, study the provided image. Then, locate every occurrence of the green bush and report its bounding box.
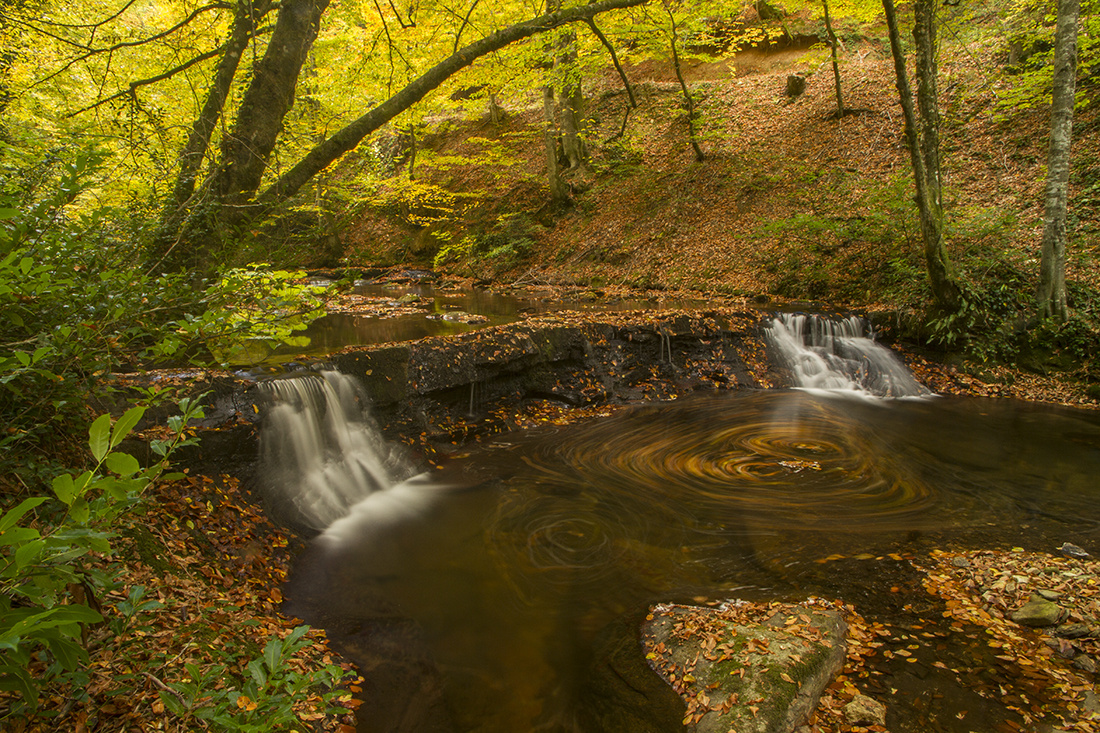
[0,148,328,481]
[0,398,202,712]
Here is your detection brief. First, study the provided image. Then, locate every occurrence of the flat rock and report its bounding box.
[643,600,847,733]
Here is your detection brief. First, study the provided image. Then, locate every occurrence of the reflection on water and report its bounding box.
[285,390,1100,732]
[266,284,707,363]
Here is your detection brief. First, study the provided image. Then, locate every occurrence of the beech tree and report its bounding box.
[882,0,964,313]
[164,0,649,270]
[1036,0,1080,322]
[6,0,648,273]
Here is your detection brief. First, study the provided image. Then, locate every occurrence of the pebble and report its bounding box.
[1011,598,1065,627]
[1058,542,1091,559]
[951,557,971,568]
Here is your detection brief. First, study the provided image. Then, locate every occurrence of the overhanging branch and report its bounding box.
[260,0,649,204]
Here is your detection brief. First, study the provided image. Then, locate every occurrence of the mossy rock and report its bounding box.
[642,601,847,733]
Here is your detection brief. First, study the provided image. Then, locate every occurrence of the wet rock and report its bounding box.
[1054,623,1092,639]
[1036,589,1062,601]
[950,557,971,568]
[1011,597,1066,627]
[397,293,422,304]
[1058,542,1091,559]
[844,694,887,727]
[1073,654,1098,674]
[643,601,847,733]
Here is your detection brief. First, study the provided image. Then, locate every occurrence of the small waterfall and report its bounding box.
[764,313,930,398]
[256,371,412,531]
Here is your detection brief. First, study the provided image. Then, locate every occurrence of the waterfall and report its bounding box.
[255,371,412,531]
[764,313,930,398]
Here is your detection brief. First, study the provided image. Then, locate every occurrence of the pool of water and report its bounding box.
[283,389,1100,732]
[260,283,708,365]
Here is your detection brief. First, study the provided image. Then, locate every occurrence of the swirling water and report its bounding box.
[272,322,1100,732]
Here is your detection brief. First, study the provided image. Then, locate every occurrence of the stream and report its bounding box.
[259,314,1100,732]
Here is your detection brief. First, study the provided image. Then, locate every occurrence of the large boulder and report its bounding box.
[643,600,847,733]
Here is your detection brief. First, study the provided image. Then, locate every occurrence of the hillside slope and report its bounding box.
[336,27,1098,331]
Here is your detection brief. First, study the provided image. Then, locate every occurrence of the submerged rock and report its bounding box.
[642,600,847,733]
[844,694,887,726]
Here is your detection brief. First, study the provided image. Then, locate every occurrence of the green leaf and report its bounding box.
[46,634,88,670]
[262,636,282,673]
[51,473,77,505]
[0,208,18,220]
[0,498,48,531]
[247,659,267,690]
[0,664,37,705]
[104,452,140,477]
[110,406,146,448]
[285,625,310,646]
[14,539,46,570]
[0,526,40,547]
[89,414,111,462]
[70,497,90,524]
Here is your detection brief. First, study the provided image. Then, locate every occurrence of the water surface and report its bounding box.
[285,389,1100,732]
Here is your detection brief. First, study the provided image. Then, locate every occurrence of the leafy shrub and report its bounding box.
[0,398,202,712]
[0,148,328,479]
[433,212,538,273]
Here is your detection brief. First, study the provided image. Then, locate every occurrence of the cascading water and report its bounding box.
[255,371,412,531]
[764,312,930,397]
[271,327,1100,733]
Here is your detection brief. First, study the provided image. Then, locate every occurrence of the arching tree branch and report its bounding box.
[260,0,650,205]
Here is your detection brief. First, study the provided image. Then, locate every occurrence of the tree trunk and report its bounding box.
[557,30,588,172]
[148,0,272,270]
[822,0,844,116]
[543,85,570,204]
[883,0,962,313]
[1037,0,1079,322]
[214,0,330,207]
[666,9,704,162]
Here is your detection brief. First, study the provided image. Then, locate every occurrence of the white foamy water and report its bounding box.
[764,313,931,398]
[256,371,414,530]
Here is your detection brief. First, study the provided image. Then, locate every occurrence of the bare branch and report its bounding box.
[65,46,225,118]
[12,0,138,30]
[28,3,231,90]
[586,18,634,108]
[453,0,481,53]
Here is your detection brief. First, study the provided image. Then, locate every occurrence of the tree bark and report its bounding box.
[822,0,844,116]
[149,0,272,269]
[883,0,962,313]
[666,8,704,162]
[543,85,570,204]
[557,30,588,172]
[214,0,331,206]
[1037,0,1079,322]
